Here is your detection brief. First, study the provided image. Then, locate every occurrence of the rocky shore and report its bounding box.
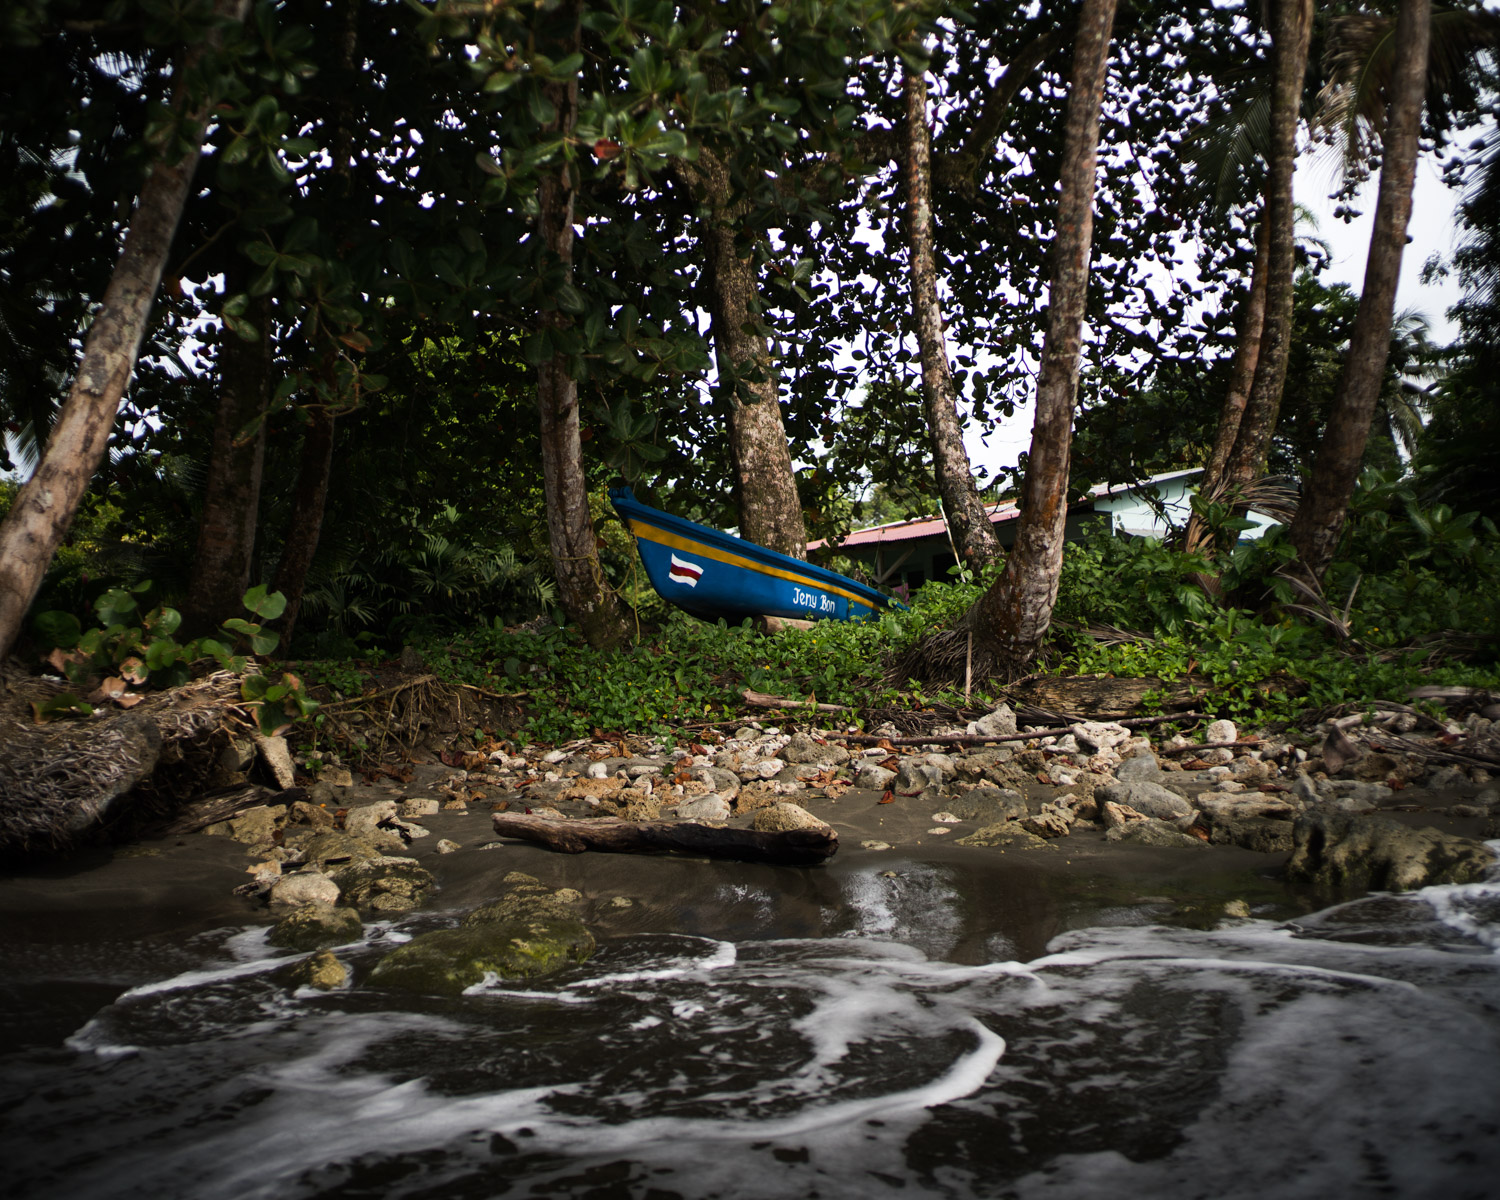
[3,699,1497,1002]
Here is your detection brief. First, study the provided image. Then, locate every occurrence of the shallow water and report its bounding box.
[3,858,1498,1199]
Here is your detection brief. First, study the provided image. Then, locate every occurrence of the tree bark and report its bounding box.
[683,149,808,559]
[269,403,336,649]
[1290,0,1431,580]
[967,0,1119,679]
[1203,209,1272,490]
[1221,0,1315,489]
[182,286,271,635]
[904,64,1001,571]
[535,0,629,648]
[0,0,251,661]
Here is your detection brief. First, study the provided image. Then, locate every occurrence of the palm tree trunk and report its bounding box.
[270,404,336,649]
[0,0,250,660]
[904,64,1001,571]
[183,286,270,635]
[1205,209,1272,489]
[1291,0,1431,579]
[535,0,629,648]
[968,0,1118,678]
[1222,0,1316,489]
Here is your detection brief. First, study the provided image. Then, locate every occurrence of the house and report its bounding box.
[813,468,1277,590]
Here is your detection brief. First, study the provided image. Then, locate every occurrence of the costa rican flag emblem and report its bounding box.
[668,554,704,587]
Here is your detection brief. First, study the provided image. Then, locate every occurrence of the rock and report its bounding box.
[1071,722,1132,754]
[675,794,732,823]
[752,758,786,780]
[330,857,435,913]
[1019,808,1073,839]
[955,822,1052,850]
[1426,766,1472,793]
[967,704,1018,739]
[781,732,849,766]
[269,872,341,908]
[343,801,405,850]
[895,759,946,793]
[930,811,962,824]
[255,735,296,789]
[945,787,1028,824]
[734,781,788,812]
[1205,718,1237,745]
[1287,811,1497,892]
[619,790,661,821]
[1292,775,1324,804]
[436,839,461,853]
[852,762,896,791]
[1096,781,1194,822]
[1204,814,1295,854]
[268,903,363,950]
[220,804,286,846]
[1106,819,1206,848]
[751,803,832,834]
[320,765,354,788]
[1115,751,1163,782]
[860,839,893,851]
[1222,899,1253,919]
[283,951,347,991]
[369,879,594,995]
[1100,801,1148,830]
[288,799,337,830]
[295,831,385,871]
[400,797,440,818]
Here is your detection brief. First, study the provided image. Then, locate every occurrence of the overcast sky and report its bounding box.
[961,144,1473,481]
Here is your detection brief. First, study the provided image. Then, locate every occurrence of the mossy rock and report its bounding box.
[369,915,595,995]
[267,904,363,952]
[329,857,434,913]
[955,821,1053,850]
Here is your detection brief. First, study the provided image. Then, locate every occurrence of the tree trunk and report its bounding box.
[685,149,808,559]
[904,64,1001,571]
[1221,0,1315,489]
[1204,210,1272,489]
[182,287,271,635]
[535,0,629,649]
[967,0,1118,679]
[269,404,336,650]
[1290,0,1430,580]
[0,0,250,661]
[490,812,838,867]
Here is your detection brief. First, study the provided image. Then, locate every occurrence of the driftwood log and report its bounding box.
[491,813,838,866]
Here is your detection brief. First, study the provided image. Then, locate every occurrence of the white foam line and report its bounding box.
[116,953,298,999]
[499,1017,1006,1151]
[1033,949,1425,995]
[570,939,738,988]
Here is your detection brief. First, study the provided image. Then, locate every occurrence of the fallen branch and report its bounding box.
[491,812,837,866]
[1161,739,1263,756]
[741,688,853,714]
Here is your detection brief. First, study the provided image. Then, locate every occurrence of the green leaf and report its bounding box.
[243,585,287,621]
[34,611,82,649]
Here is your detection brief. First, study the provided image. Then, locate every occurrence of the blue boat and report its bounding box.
[609,487,905,624]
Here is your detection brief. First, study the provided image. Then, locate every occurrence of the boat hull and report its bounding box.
[610,488,901,624]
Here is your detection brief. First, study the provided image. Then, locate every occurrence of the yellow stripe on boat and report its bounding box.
[624,520,873,609]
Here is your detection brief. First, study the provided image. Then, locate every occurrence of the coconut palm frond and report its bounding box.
[1316,9,1500,185]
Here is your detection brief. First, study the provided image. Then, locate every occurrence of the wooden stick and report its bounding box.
[318,674,438,711]
[741,688,853,714]
[491,813,837,866]
[1161,739,1262,755]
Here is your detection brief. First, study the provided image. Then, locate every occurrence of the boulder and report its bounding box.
[369,874,593,995]
[946,786,1028,824]
[967,704,1018,739]
[852,762,896,791]
[1019,808,1073,839]
[1105,819,1205,848]
[1115,751,1164,783]
[955,822,1052,850]
[268,903,363,951]
[1071,721,1132,754]
[781,732,849,766]
[675,794,732,823]
[1286,811,1496,893]
[751,803,832,835]
[1204,814,1295,854]
[1096,781,1194,822]
[269,872,341,909]
[330,856,435,913]
[895,759,946,793]
[282,951,348,991]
